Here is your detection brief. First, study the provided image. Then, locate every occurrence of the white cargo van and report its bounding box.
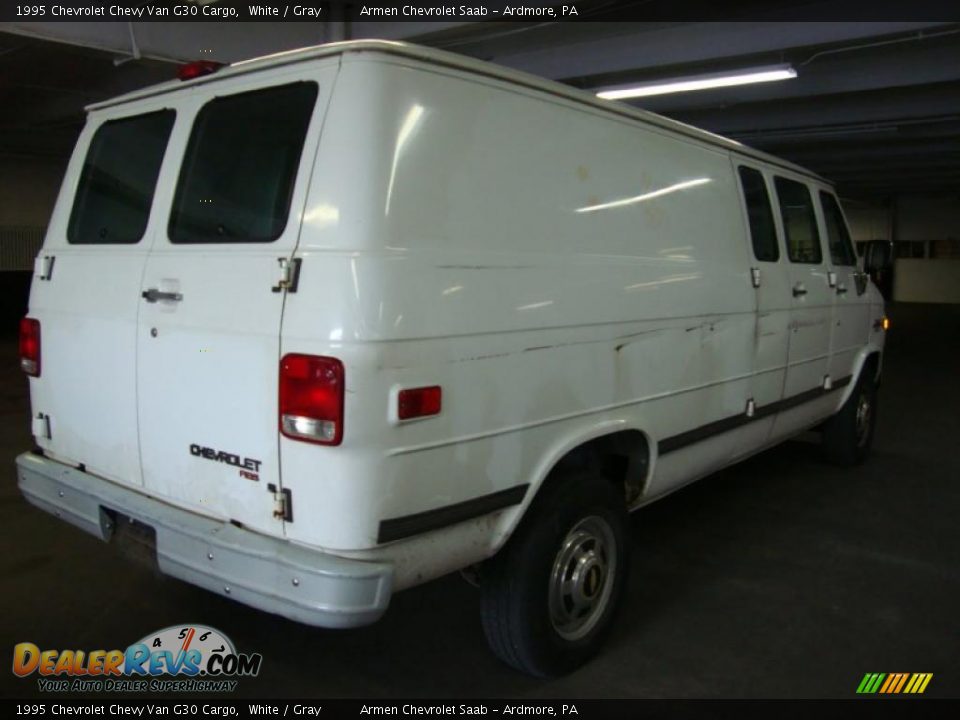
[17,40,889,677]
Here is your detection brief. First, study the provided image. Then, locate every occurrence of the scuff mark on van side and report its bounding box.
[435,264,534,270]
[451,352,512,363]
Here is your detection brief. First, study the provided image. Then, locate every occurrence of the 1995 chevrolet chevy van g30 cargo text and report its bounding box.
[16,40,888,677]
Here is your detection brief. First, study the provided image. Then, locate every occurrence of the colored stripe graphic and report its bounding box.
[905,673,933,693]
[857,673,933,694]
[857,673,881,694]
[879,674,896,693]
[893,673,909,693]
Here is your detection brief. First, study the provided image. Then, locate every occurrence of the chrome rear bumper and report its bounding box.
[16,452,393,629]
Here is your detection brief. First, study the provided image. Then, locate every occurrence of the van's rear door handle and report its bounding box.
[836,284,848,295]
[141,289,183,303]
[792,283,808,297]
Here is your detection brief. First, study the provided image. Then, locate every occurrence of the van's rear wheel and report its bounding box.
[822,367,878,466]
[480,472,628,677]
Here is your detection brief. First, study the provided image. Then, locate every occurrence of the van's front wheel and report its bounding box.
[822,367,878,466]
[480,472,628,677]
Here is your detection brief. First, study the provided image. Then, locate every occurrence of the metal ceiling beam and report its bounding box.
[671,82,960,136]
[775,141,960,166]
[635,29,960,114]
[467,21,953,81]
[0,20,470,64]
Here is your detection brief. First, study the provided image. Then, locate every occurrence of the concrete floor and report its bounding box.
[1,303,957,699]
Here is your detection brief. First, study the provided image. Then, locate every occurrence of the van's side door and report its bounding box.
[136,69,334,536]
[27,105,176,488]
[771,175,835,426]
[734,164,790,445]
[817,190,869,386]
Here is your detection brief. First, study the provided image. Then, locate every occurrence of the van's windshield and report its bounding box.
[168,81,318,244]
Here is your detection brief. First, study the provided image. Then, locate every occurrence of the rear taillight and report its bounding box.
[279,354,344,445]
[19,318,40,377]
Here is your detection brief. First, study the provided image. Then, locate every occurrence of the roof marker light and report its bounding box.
[177,61,223,81]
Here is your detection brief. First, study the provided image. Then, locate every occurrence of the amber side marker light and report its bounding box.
[883,317,891,331]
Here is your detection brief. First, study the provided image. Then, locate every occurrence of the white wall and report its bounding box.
[0,156,66,228]
[0,156,67,272]
[844,200,892,242]
[841,195,960,304]
[892,195,960,304]
[894,259,960,304]
[896,195,960,243]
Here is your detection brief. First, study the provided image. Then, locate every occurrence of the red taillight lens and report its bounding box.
[19,317,40,377]
[177,60,223,81]
[398,386,442,420]
[279,354,344,445]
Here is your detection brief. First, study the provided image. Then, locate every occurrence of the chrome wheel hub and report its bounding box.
[548,516,617,641]
[855,390,872,447]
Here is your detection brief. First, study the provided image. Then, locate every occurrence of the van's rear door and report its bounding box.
[136,68,332,535]
[28,104,176,488]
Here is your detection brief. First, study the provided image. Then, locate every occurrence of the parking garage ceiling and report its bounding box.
[1,17,959,199]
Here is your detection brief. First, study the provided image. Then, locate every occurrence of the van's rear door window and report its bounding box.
[169,82,318,244]
[67,110,175,245]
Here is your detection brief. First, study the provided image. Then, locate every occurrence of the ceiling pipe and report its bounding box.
[797,26,960,68]
[112,22,141,67]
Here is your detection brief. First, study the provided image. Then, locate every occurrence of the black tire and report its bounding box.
[480,471,629,678]
[822,367,878,466]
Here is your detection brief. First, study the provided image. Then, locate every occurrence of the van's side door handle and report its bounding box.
[792,283,808,297]
[141,288,183,303]
[836,284,848,295]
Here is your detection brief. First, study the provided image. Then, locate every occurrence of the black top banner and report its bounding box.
[5,699,960,719]
[4,0,960,23]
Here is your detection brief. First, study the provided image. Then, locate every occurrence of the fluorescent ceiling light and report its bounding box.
[596,64,797,100]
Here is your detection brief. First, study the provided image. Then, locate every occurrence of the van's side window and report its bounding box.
[67,110,175,245]
[774,177,822,264]
[169,82,318,244]
[820,191,857,266]
[737,166,779,262]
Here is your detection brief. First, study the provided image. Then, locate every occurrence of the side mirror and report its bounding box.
[862,240,893,274]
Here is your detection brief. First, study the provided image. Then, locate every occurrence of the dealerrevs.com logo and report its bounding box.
[13,624,262,692]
